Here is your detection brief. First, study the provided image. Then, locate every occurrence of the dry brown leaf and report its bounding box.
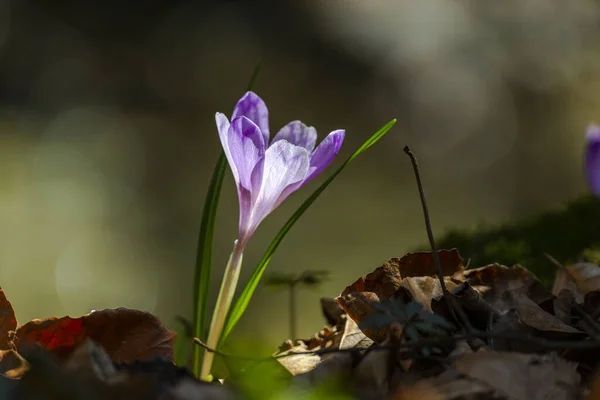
[454,350,580,400]
[0,349,28,379]
[553,289,574,325]
[428,377,493,399]
[553,262,600,302]
[14,308,176,364]
[339,263,403,300]
[465,264,550,305]
[391,383,445,400]
[417,369,494,399]
[512,293,582,335]
[395,249,464,278]
[399,276,458,312]
[276,318,353,376]
[339,317,373,351]
[0,287,16,351]
[487,310,541,352]
[335,292,392,342]
[275,342,321,376]
[431,282,499,331]
[584,290,600,317]
[320,297,345,326]
[337,251,463,342]
[353,343,396,399]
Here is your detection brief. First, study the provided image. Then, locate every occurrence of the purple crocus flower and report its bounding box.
[585,124,600,198]
[199,91,345,380]
[216,91,345,247]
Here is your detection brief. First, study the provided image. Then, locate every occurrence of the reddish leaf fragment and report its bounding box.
[395,249,464,278]
[15,308,176,364]
[16,317,85,355]
[340,263,402,300]
[0,287,17,350]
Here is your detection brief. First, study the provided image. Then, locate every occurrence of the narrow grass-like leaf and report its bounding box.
[173,330,186,366]
[173,315,193,367]
[219,119,397,345]
[192,60,262,376]
[191,152,227,376]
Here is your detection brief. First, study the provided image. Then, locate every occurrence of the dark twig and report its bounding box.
[403,146,474,333]
[193,330,600,365]
[403,147,446,293]
[544,253,600,341]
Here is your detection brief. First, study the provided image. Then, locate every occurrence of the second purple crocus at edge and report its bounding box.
[585,124,600,198]
[217,91,345,248]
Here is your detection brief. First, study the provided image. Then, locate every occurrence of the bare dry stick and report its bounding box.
[403,146,474,333]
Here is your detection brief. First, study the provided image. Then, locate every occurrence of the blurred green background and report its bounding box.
[0,0,600,348]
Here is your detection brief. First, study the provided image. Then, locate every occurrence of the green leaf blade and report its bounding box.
[191,152,227,375]
[219,118,397,345]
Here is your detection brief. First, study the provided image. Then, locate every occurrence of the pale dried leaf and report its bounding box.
[276,343,320,376]
[339,317,374,350]
[399,277,458,312]
[553,262,600,303]
[513,294,582,334]
[454,351,580,400]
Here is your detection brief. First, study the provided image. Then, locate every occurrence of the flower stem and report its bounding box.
[289,282,297,340]
[200,239,245,380]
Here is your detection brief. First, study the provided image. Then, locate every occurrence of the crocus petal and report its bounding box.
[232,91,270,146]
[216,112,239,184]
[585,124,600,197]
[271,121,317,152]
[244,140,310,236]
[305,129,345,183]
[237,158,265,242]
[227,116,266,190]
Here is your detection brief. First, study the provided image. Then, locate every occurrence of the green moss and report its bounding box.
[414,196,600,285]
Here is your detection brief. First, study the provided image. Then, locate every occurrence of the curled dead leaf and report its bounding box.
[340,263,402,300]
[14,308,176,364]
[335,292,391,342]
[511,293,583,336]
[553,262,600,303]
[394,249,464,278]
[464,264,550,306]
[0,349,28,379]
